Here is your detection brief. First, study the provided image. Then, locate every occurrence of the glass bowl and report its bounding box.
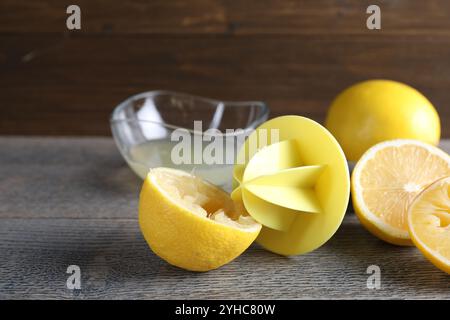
[110,91,269,190]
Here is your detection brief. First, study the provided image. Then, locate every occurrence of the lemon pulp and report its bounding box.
[408,176,450,274]
[352,140,450,245]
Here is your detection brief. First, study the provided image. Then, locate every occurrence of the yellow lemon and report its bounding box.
[325,80,441,161]
[352,140,450,245]
[408,176,450,275]
[139,167,261,272]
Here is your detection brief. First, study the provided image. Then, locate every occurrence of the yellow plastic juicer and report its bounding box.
[232,116,350,256]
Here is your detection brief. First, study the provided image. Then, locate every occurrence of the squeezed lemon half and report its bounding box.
[352,140,450,245]
[408,176,450,275]
[139,167,261,271]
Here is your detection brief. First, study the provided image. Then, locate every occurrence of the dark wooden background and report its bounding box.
[0,0,449,136]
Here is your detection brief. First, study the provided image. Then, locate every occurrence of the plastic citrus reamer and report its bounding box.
[232,116,350,256]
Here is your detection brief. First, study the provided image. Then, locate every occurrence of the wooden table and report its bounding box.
[0,137,449,299]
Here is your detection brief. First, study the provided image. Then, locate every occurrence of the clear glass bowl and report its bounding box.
[110,91,269,190]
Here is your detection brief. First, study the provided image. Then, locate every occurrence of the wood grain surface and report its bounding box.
[0,1,449,136]
[0,137,449,299]
[1,0,450,35]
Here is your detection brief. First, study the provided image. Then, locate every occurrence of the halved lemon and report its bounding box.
[139,167,261,272]
[408,176,450,274]
[352,140,450,245]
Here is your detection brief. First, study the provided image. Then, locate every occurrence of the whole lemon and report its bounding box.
[325,80,440,161]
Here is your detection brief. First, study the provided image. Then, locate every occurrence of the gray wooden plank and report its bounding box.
[0,137,449,219]
[0,215,449,299]
[0,137,141,219]
[0,137,449,299]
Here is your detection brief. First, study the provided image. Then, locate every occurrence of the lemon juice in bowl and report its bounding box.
[126,139,235,190]
[110,91,269,191]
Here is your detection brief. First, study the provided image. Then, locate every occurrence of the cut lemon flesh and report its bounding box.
[352,140,450,245]
[139,167,261,272]
[408,176,450,274]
